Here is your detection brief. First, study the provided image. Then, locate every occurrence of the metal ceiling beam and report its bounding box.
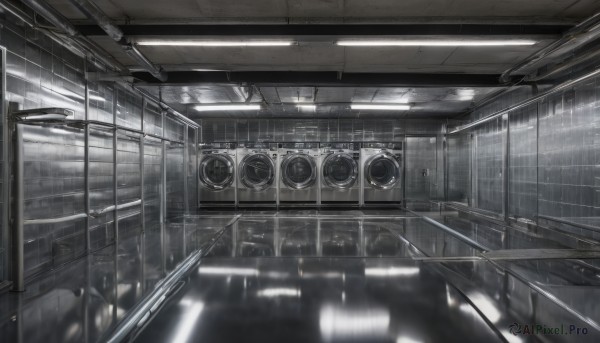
[76,24,570,37]
[132,71,515,87]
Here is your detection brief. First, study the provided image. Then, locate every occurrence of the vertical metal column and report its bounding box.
[84,67,91,253]
[112,86,118,321]
[1,47,9,284]
[12,122,24,291]
[443,123,448,204]
[182,125,188,257]
[183,124,189,216]
[140,97,146,292]
[503,113,510,221]
[535,101,541,225]
[402,136,407,206]
[194,127,198,215]
[82,58,90,343]
[470,133,476,208]
[160,110,167,276]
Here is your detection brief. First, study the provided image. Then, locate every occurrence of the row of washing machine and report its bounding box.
[198,142,403,207]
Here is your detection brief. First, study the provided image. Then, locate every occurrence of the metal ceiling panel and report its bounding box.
[47,0,600,23]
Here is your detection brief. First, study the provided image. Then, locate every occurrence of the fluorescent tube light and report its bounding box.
[337,40,536,47]
[297,104,317,110]
[138,40,293,47]
[351,104,411,111]
[89,95,106,102]
[194,104,261,112]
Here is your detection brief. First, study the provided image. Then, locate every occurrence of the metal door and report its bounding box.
[405,137,437,201]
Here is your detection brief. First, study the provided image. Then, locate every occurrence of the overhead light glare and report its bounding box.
[337,40,536,47]
[138,40,293,47]
[297,104,317,110]
[194,104,261,112]
[351,104,411,111]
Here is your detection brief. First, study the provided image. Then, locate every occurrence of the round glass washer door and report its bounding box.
[239,153,275,191]
[199,153,235,190]
[281,153,317,189]
[322,153,358,189]
[365,153,401,190]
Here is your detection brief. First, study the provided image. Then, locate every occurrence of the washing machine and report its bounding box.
[278,142,320,206]
[361,142,403,206]
[320,142,361,206]
[198,142,237,207]
[236,142,278,206]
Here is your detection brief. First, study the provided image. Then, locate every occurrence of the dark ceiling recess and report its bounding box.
[132,71,520,87]
[77,24,571,37]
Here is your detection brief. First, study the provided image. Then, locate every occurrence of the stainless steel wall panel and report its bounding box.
[143,100,163,137]
[196,119,443,143]
[88,81,115,123]
[447,134,470,203]
[472,117,505,213]
[363,120,396,142]
[116,131,142,206]
[200,119,236,142]
[449,73,600,235]
[471,86,533,122]
[164,116,185,142]
[0,9,196,290]
[237,119,276,142]
[166,142,184,220]
[89,126,115,251]
[116,85,143,130]
[508,103,538,219]
[187,127,198,213]
[21,124,86,277]
[143,137,163,290]
[538,77,600,229]
[279,119,320,142]
[405,137,438,201]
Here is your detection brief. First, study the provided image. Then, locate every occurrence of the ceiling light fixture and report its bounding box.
[194,104,261,112]
[296,104,317,110]
[336,39,536,47]
[351,104,411,111]
[137,40,293,47]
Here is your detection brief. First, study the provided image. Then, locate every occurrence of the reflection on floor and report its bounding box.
[1,209,600,342]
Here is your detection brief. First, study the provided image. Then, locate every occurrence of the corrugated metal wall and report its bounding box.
[0,13,199,283]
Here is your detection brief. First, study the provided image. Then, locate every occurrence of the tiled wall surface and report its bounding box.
[509,104,538,219]
[200,118,444,143]
[449,75,600,236]
[473,117,505,213]
[0,12,198,282]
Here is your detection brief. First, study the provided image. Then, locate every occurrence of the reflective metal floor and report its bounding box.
[1,209,600,342]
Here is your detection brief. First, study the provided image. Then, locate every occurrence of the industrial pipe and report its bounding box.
[1,0,125,72]
[66,0,167,81]
[17,0,166,81]
[20,0,78,36]
[499,11,600,83]
[68,0,123,41]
